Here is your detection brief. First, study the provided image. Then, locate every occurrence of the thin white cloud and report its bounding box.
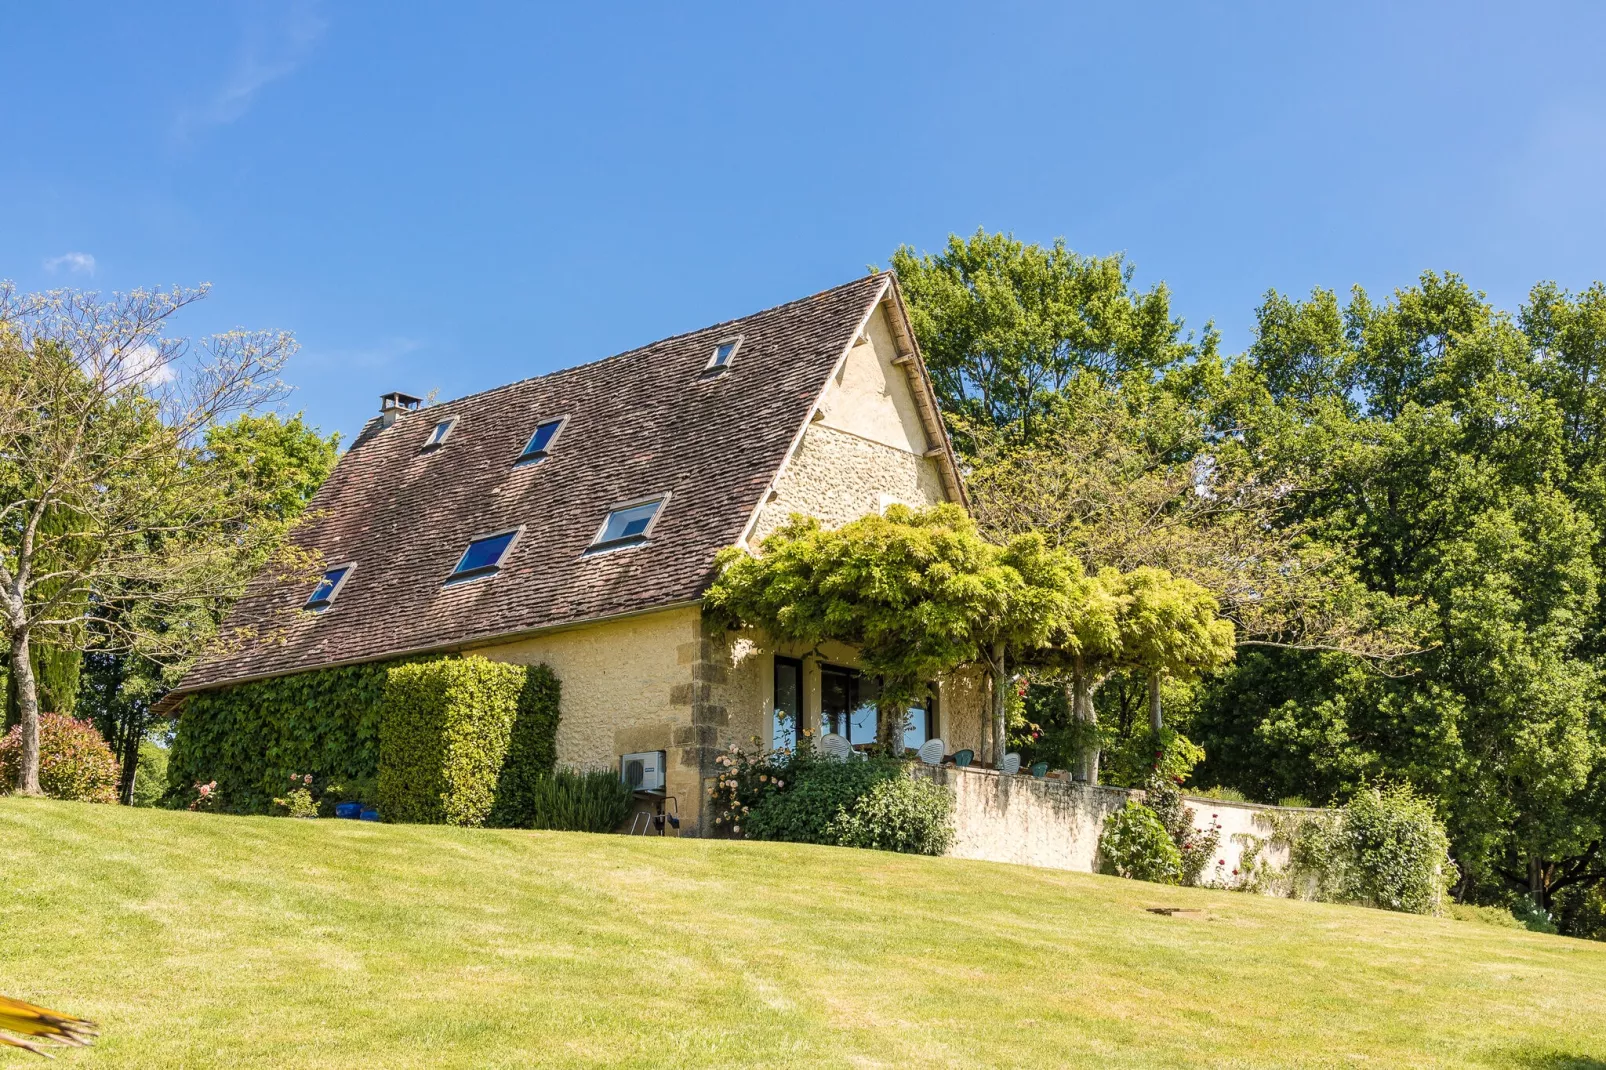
[171,0,327,143]
[44,252,96,275]
[125,343,177,387]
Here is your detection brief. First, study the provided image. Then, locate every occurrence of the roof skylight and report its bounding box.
[421,415,458,451]
[588,495,669,553]
[448,528,522,583]
[704,335,743,373]
[515,416,567,466]
[304,564,355,610]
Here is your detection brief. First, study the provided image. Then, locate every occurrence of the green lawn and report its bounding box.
[2,799,1604,1069]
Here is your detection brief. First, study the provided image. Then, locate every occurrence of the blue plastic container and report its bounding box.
[359,809,381,822]
[335,802,362,820]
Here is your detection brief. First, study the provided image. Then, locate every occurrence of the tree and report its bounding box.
[704,504,1071,755]
[0,284,300,795]
[77,411,339,802]
[890,230,1213,446]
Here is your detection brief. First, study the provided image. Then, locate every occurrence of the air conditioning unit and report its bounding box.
[620,750,666,793]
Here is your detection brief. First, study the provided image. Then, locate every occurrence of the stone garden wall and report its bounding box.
[914,765,1302,881]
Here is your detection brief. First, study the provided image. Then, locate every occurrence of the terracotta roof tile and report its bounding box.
[175,274,890,694]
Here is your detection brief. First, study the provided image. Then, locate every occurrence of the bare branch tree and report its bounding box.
[0,282,305,794]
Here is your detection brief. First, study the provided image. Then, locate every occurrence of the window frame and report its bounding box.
[445,525,524,585]
[513,414,570,468]
[703,334,744,375]
[304,562,357,611]
[585,492,670,555]
[420,414,460,452]
[771,655,804,751]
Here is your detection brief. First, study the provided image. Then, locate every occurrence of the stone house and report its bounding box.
[167,274,990,833]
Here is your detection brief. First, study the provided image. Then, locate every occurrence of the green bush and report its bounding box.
[1553,883,1606,940]
[513,768,635,833]
[168,658,409,813]
[1191,785,1250,803]
[826,773,954,855]
[1098,800,1183,884]
[378,656,560,827]
[1340,785,1456,914]
[0,714,120,803]
[1145,776,1221,886]
[743,750,903,845]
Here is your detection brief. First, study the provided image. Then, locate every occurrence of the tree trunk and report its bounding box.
[1072,655,1099,785]
[117,706,145,805]
[11,628,42,795]
[876,694,906,756]
[990,641,1007,768]
[1149,673,1163,735]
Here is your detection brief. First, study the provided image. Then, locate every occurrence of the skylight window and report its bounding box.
[421,415,458,451]
[448,528,521,583]
[704,335,743,373]
[588,495,669,552]
[304,564,355,610]
[515,416,567,466]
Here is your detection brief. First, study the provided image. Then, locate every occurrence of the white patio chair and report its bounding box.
[819,733,853,761]
[917,738,945,765]
[1000,752,1022,776]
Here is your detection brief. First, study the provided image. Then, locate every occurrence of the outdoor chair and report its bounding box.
[917,738,945,765]
[1030,761,1049,778]
[1000,753,1022,776]
[819,733,854,761]
[951,749,974,768]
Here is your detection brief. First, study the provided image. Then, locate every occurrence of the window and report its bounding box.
[904,687,939,751]
[588,494,668,551]
[515,416,567,466]
[772,656,802,751]
[704,335,743,373]
[421,415,458,450]
[821,665,879,746]
[448,528,521,583]
[304,564,355,610]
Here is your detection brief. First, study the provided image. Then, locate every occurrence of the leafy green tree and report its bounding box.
[890,230,1213,445]
[705,504,1070,755]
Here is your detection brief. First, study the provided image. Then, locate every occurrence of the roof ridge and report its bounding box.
[401,272,889,417]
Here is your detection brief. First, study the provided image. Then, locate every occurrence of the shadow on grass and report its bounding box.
[1504,1052,1606,1069]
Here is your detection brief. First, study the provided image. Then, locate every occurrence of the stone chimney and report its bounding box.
[378,391,422,429]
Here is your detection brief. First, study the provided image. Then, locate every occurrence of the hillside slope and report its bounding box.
[2,798,1603,1069]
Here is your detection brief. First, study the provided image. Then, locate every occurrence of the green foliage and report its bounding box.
[513,769,636,833]
[741,750,905,846]
[129,738,169,808]
[1144,775,1221,886]
[0,714,118,803]
[1553,883,1606,941]
[201,411,341,527]
[378,656,560,827]
[1192,786,1251,803]
[168,658,403,813]
[487,664,563,828]
[1098,801,1183,884]
[1509,895,1558,935]
[890,229,1209,444]
[1340,785,1457,914]
[826,773,955,855]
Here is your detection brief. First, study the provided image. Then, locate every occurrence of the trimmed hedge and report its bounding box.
[168,654,560,821]
[167,659,405,813]
[515,769,635,832]
[378,656,560,827]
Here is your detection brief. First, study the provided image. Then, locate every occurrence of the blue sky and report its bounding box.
[5,2,1605,443]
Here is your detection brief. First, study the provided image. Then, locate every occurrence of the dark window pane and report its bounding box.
[455,531,517,574]
[522,420,561,457]
[425,420,452,446]
[599,500,662,544]
[713,342,737,366]
[773,658,801,750]
[307,566,349,606]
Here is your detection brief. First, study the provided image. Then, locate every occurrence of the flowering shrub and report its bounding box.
[0,714,119,803]
[1144,776,1222,887]
[707,738,791,835]
[273,773,320,819]
[826,774,954,855]
[188,780,221,812]
[1098,801,1182,884]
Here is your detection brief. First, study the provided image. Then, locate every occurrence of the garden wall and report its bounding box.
[914,766,1299,881]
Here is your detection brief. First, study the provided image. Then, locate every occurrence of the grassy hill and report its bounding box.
[2,799,1603,1069]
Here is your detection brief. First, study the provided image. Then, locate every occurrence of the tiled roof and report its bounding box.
[174,274,893,695]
